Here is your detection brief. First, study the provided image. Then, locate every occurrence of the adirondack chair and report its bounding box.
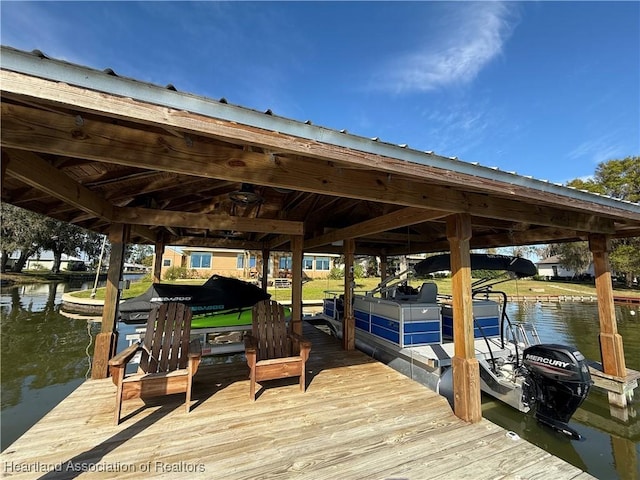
[244,300,312,401]
[108,302,202,425]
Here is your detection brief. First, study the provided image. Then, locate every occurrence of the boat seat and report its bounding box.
[417,282,438,303]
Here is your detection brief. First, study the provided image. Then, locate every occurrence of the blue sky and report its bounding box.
[1,1,638,184]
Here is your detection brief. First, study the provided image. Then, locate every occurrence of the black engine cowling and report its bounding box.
[522,344,592,439]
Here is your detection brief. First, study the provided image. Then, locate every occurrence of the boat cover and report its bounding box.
[414,253,537,278]
[119,275,270,321]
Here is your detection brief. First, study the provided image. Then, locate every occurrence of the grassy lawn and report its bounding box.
[71,278,203,299]
[68,276,640,302]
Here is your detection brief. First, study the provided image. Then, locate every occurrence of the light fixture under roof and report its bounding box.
[221,230,244,238]
[228,183,264,206]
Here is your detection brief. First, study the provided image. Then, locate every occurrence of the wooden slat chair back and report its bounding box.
[139,302,192,373]
[244,300,311,401]
[108,303,201,425]
[253,300,291,360]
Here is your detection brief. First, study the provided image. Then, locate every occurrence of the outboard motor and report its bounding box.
[522,344,592,440]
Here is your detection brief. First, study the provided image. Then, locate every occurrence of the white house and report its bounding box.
[536,255,594,279]
[4,251,88,271]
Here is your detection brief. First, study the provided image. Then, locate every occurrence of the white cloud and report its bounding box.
[378,2,518,93]
[421,103,492,158]
[566,135,625,166]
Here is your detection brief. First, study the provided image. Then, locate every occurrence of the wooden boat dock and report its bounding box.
[511,294,640,304]
[1,323,593,479]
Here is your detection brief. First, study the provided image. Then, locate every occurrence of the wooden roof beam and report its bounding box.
[0,102,621,233]
[170,236,264,250]
[304,207,447,250]
[112,206,303,236]
[1,68,616,216]
[384,226,586,255]
[361,232,425,244]
[130,225,157,243]
[3,68,639,227]
[3,148,113,220]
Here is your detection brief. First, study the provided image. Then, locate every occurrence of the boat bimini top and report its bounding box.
[414,253,538,292]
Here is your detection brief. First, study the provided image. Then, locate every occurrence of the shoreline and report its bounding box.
[60,290,638,318]
[1,271,108,287]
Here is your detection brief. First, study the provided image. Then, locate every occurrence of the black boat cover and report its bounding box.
[119,275,270,322]
[414,253,537,278]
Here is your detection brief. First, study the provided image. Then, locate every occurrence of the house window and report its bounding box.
[303,256,313,270]
[190,252,212,269]
[237,254,257,269]
[315,257,330,271]
[163,259,171,267]
[279,256,292,269]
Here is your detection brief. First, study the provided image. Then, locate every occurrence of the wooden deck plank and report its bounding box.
[1,323,593,479]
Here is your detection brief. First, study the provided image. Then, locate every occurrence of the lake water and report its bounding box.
[484,301,640,480]
[1,282,639,479]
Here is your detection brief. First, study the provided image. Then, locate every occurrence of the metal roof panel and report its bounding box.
[1,45,638,214]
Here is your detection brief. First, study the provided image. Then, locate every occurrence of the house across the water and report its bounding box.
[157,246,339,281]
[2,251,88,271]
[536,255,594,280]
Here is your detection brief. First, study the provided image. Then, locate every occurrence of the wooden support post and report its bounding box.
[291,236,303,335]
[343,238,356,350]
[590,234,626,378]
[91,223,129,379]
[447,214,482,423]
[153,237,165,284]
[261,248,270,292]
[380,254,388,283]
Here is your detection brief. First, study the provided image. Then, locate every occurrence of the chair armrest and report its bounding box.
[290,332,311,362]
[289,332,312,349]
[108,341,142,367]
[188,338,202,358]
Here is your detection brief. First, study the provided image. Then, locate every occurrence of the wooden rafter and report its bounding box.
[304,207,448,249]
[112,206,303,235]
[3,148,113,220]
[0,101,625,233]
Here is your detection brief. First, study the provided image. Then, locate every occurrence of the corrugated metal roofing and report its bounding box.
[2,45,638,214]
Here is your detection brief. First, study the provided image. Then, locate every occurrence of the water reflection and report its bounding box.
[481,301,640,480]
[1,284,99,402]
[1,285,639,478]
[0,283,102,451]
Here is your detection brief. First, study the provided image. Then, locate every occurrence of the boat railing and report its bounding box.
[504,322,541,349]
[323,289,369,299]
[367,268,416,298]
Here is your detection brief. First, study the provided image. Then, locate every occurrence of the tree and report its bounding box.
[591,157,640,284]
[366,256,378,277]
[593,156,640,203]
[127,244,153,265]
[610,238,640,287]
[566,156,639,202]
[506,245,538,259]
[39,218,87,273]
[82,232,108,268]
[1,204,101,273]
[565,177,604,195]
[559,157,640,282]
[555,241,592,278]
[0,204,48,273]
[535,244,558,261]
